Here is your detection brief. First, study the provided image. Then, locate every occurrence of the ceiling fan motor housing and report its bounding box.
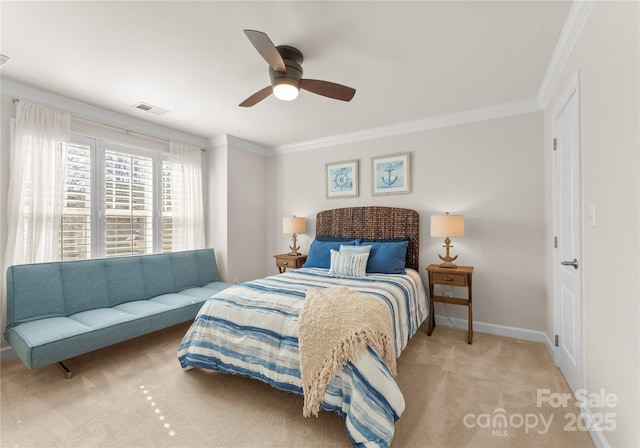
[269,45,304,87]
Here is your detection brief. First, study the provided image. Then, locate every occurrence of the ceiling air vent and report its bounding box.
[132,102,168,116]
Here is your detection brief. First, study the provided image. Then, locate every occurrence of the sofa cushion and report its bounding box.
[113,300,173,318]
[141,254,176,298]
[106,257,146,306]
[70,308,139,329]
[178,287,218,302]
[6,263,65,326]
[150,293,203,308]
[8,317,91,346]
[202,281,234,296]
[60,260,109,315]
[195,249,220,283]
[171,251,201,291]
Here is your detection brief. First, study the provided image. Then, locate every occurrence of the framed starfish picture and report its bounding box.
[325,159,359,199]
[371,152,411,196]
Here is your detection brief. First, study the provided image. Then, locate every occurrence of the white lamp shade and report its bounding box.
[283,216,306,234]
[431,214,464,237]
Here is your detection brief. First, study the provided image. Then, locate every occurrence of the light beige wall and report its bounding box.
[266,111,547,332]
[226,142,267,283]
[544,2,639,446]
[203,141,267,284]
[203,144,229,281]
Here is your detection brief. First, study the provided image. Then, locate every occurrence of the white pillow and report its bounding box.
[329,249,369,277]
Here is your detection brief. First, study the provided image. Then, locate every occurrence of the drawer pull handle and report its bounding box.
[282,261,289,265]
[443,276,454,281]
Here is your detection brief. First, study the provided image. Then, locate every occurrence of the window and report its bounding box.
[59,135,185,260]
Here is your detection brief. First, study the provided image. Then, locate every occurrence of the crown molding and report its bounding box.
[1,77,210,148]
[538,0,597,107]
[204,135,269,155]
[225,135,270,155]
[271,98,542,155]
[206,134,228,149]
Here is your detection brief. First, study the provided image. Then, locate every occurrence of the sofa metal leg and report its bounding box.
[57,361,73,379]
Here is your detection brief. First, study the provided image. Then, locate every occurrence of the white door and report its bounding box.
[552,77,583,393]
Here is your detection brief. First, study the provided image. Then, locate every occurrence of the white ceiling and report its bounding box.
[0,1,572,149]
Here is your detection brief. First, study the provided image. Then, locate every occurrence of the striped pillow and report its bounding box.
[328,249,369,277]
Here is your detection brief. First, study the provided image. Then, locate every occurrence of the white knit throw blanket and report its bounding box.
[298,287,397,418]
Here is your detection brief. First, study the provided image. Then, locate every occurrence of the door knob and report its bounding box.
[561,258,579,269]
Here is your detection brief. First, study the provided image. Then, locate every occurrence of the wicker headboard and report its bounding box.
[315,206,419,271]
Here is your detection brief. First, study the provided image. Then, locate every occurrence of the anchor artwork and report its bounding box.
[372,153,411,196]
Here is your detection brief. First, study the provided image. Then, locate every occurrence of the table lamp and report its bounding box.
[430,212,464,268]
[283,216,306,256]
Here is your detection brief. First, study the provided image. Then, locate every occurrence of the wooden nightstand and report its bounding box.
[274,253,307,273]
[426,264,474,344]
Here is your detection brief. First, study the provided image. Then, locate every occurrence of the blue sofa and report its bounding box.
[4,249,232,374]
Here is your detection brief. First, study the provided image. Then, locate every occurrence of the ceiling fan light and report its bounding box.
[273,78,299,101]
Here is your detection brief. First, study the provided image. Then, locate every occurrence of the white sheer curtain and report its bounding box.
[5,101,70,266]
[168,141,204,251]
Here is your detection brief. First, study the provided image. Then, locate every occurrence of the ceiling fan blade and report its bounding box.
[244,29,286,73]
[239,86,273,107]
[300,79,356,102]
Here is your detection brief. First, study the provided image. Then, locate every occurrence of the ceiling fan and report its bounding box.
[239,30,356,107]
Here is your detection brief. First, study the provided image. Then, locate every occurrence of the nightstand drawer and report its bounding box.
[431,272,468,286]
[276,258,292,268]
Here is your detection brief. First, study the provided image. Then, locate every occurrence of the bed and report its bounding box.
[178,206,428,447]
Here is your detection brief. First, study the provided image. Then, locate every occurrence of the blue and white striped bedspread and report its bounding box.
[177,267,428,447]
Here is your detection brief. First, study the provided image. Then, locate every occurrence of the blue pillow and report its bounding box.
[360,240,409,274]
[339,244,371,254]
[303,239,358,269]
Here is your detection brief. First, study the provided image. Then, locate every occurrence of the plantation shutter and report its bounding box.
[60,141,92,260]
[104,150,153,257]
[161,160,173,253]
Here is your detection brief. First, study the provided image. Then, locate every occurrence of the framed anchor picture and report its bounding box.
[325,159,359,199]
[372,152,411,196]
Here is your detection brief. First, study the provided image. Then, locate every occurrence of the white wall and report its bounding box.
[544,2,639,446]
[266,111,547,332]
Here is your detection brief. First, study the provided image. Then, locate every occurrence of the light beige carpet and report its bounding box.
[0,322,595,448]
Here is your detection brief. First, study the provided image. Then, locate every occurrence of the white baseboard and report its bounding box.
[434,315,551,345]
[434,315,556,359]
[574,400,612,448]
